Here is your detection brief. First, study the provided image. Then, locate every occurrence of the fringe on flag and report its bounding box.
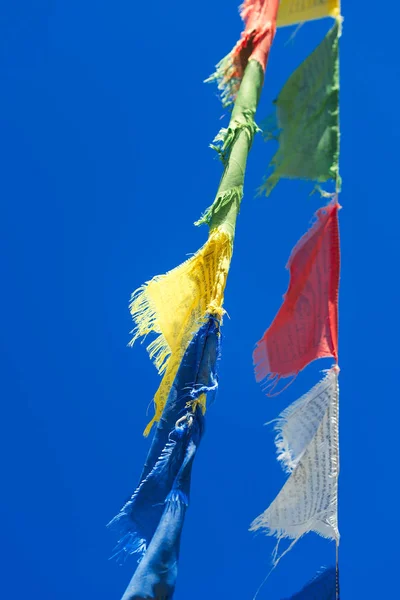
[117,410,204,599]
[195,184,243,228]
[274,367,339,473]
[206,0,279,107]
[209,110,260,166]
[109,317,220,564]
[109,410,203,563]
[129,227,231,433]
[250,367,339,559]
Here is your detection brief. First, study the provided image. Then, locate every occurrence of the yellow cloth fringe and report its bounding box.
[130,227,233,436]
[277,0,340,28]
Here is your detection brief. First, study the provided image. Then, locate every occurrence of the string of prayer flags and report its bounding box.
[109,0,346,596]
[253,199,340,394]
[260,21,340,196]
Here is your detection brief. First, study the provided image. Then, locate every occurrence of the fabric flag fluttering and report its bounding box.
[277,0,340,28]
[260,21,340,196]
[206,0,278,108]
[281,567,337,599]
[109,317,220,599]
[129,0,279,437]
[250,366,339,559]
[253,199,340,394]
[129,228,232,435]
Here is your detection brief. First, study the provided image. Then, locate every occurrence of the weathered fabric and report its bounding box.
[282,567,337,599]
[261,22,340,195]
[110,317,220,599]
[109,317,220,561]
[253,200,339,394]
[207,0,279,107]
[250,367,339,547]
[129,230,230,435]
[277,0,340,28]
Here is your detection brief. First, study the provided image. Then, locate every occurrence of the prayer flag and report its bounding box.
[253,200,340,393]
[281,567,337,599]
[261,22,340,195]
[250,367,339,550]
[110,317,220,599]
[130,229,230,434]
[207,0,279,107]
[277,0,340,28]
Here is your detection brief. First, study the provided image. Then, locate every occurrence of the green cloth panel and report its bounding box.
[263,22,340,195]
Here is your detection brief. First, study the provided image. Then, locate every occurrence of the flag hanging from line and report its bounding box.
[250,367,339,551]
[129,228,230,435]
[253,200,340,394]
[281,567,337,599]
[261,21,340,196]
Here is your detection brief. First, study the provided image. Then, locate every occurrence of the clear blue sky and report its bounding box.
[1,2,398,599]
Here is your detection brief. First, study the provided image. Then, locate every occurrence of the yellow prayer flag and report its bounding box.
[277,0,340,28]
[129,227,232,435]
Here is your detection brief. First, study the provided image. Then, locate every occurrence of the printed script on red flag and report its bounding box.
[253,200,340,392]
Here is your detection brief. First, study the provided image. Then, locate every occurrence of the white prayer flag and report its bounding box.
[250,367,339,544]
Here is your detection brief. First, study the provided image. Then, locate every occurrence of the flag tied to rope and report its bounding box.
[253,199,339,393]
[261,21,340,195]
[250,367,339,555]
[110,317,220,599]
[130,229,231,435]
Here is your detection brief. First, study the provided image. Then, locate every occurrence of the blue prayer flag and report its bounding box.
[282,567,337,600]
[109,316,221,599]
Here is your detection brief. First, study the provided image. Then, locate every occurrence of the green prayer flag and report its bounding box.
[196,59,264,231]
[262,22,340,196]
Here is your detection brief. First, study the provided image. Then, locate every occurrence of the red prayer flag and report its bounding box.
[253,199,340,394]
[209,0,280,107]
[236,0,279,73]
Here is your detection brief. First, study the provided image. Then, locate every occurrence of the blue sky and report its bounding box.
[1,2,398,599]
